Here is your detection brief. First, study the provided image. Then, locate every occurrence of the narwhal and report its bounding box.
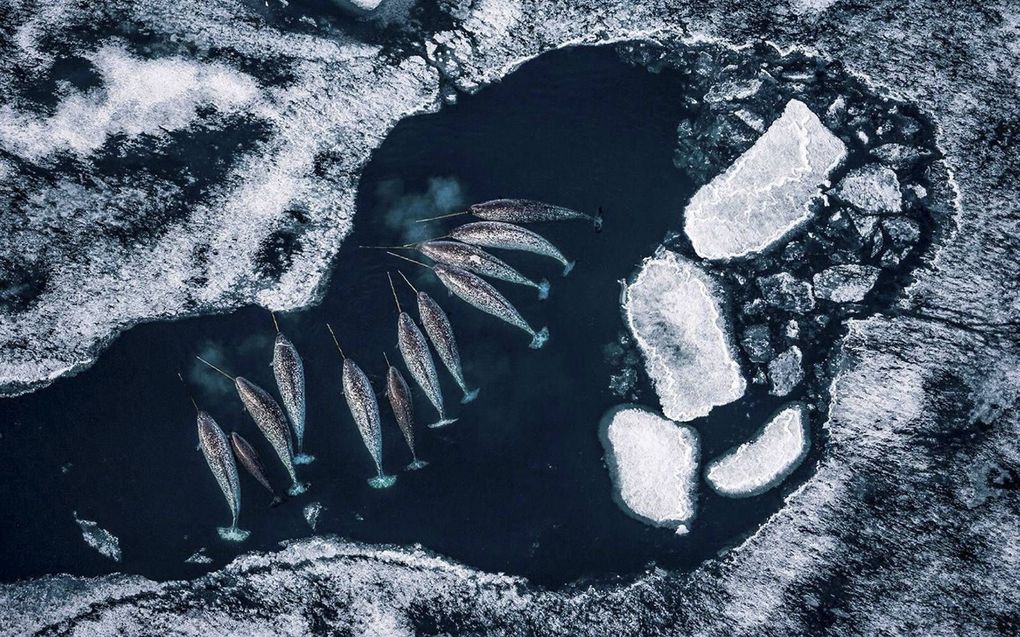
[325,323,397,488]
[195,409,249,542]
[195,356,307,496]
[418,240,550,300]
[387,273,458,428]
[448,221,575,276]
[270,313,313,464]
[230,431,284,507]
[419,199,602,231]
[388,253,549,349]
[384,351,428,470]
[397,270,478,404]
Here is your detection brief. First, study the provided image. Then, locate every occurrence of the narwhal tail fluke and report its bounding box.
[368,472,397,489]
[218,524,251,542]
[427,417,459,429]
[562,260,575,276]
[460,387,480,404]
[529,327,550,350]
[287,481,309,496]
[405,458,429,471]
[594,207,604,232]
[294,452,316,465]
[536,278,550,300]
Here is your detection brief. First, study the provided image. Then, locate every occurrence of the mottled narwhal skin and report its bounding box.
[419,240,550,300]
[230,432,283,506]
[272,333,312,464]
[398,312,457,428]
[416,290,478,404]
[433,263,549,349]
[235,377,307,496]
[342,358,396,488]
[470,198,602,230]
[449,221,575,276]
[385,360,428,470]
[197,411,248,541]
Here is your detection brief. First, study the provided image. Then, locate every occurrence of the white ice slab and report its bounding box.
[832,164,902,214]
[706,404,810,497]
[813,264,881,303]
[73,511,122,562]
[600,406,699,532]
[624,249,746,422]
[684,99,847,260]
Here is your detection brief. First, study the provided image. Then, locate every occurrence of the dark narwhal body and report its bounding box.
[448,221,575,276]
[470,199,602,231]
[197,411,249,542]
[272,331,313,464]
[235,377,307,496]
[230,431,283,506]
[384,353,428,470]
[433,263,549,349]
[418,240,549,300]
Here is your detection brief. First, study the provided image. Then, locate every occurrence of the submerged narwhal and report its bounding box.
[195,409,249,541]
[196,356,307,496]
[420,198,602,231]
[397,270,478,404]
[448,221,575,276]
[230,431,284,507]
[418,240,550,300]
[270,313,313,464]
[326,324,397,488]
[387,273,458,428]
[383,351,428,470]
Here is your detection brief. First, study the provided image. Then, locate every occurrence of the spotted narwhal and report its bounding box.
[420,199,602,231]
[384,352,428,470]
[326,324,397,488]
[417,240,550,300]
[230,432,283,507]
[196,410,249,542]
[387,273,458,428]
[196,357,307,496]
[270,314,312,464]
[397,270,478,404]
[448,221,575,276]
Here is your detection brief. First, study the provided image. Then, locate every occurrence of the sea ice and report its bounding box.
[832,164,902,214]
[705,404,810,497]
[813,264,881,302]
[72,511,121,562]
[768,347,804,396]
[599,406,699,532]
[758,272,816,313]
[184,548,213,565]
[304,502,324,531]
[683,99,847,260]
[624,249,746,422]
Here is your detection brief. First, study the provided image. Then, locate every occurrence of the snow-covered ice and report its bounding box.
[683,99,847,260]
[832,164,902,214]
[758,272,816,313]
[706,404,810,497]
[304,502,324,531]
[72,512,121,562]
[184,548,213,565]
[624,249,746,422]
[599,406,699,532]
[768,347,804,396]
[813,264,881,302]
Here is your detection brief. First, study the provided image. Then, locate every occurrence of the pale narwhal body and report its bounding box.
[449,221,575,276]
[384,352,428,470]
[271,319,312,464]
[230,431,283,506]
[470,199,601,231]
[197,410,249,542]
[388,273,458,428]
[398,271,478,404]
[418,240,550,300]
[326,324,396,488]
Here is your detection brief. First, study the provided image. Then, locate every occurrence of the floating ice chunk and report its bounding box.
[813,265,881,303]
[304,502,324,531]
[832,164,902,214]
[599,406,699,532]
[741,323,774,363]
[347,0,385,10]
[704,78,763,104]
[684,99,847,260]
[768,347,803,396]
[871,143,930,169]
[706,404,810,497]
[758,272,815,313]
[624,249,746,422]
[184,548,213,565]
[72,511,121,562]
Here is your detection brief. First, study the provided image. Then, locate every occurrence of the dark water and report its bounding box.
[0,44,942,588]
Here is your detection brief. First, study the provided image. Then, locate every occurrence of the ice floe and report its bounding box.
[184,548,213,565]
[72,512,121,562]
[599,406,699,533]
[832,164,902,214]
[684,99,847,260]
[705,404,810,497]
[758,272,816,313]
[768,347,804,396]
[813,264,881,302]
[624,249,746,422]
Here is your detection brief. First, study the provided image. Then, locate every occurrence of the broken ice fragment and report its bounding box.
[768,347,804,396]
[185,548,213,564]
[304,502,324,532]
[599,406,699,532]
[832,164,902,214]
[73,511,121,562]
[870,143,930,169]
[706,404,810,497]
[813,265,881,303]
[683,99,847,260]
[758,272,815,313]
[624,249,746,422]
[741,324,774,363]
[704,78,763,104]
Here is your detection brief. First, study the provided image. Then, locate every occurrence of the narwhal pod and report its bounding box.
[448,221,575,276]
[196,411,249,542]
[235,377,307,496]
[272,332,313,465]
[418,240,550,300]
[341,357,397,488]
[470,198,602,231]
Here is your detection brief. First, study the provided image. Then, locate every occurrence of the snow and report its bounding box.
[684,99,847,260]
[813,264,881,302]
[624,249,746,422]
[599,406,699,532]
[706,404,810,497]
[768,347,804,396]
[72,512,121,562]
[832,164,902,214]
